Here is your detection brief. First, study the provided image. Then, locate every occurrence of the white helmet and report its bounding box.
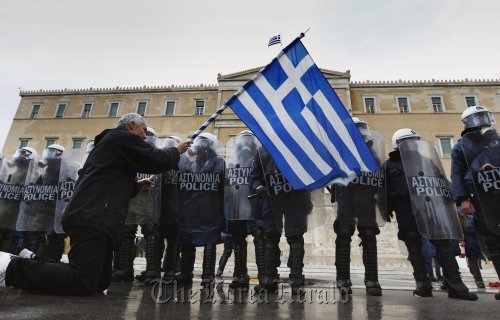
[85,140,95,154]
[47,144,65,153]
[146,127,157,137]
[352,117,370,137]
[20,147,38,160]
[163,135,181,149]
[193,132,218,152]
[461,106,496,129]
[392,128,421,150]
[145,127,157,146]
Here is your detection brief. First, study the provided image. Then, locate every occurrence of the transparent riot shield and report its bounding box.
[0,155,31,230]
[54,150,83,233]
[17,156,62,232]
[334,131,387,227]
[125,172,161,225]
[258,148,326,234]
[224,135,262,220]
[176,139,225,228]
[159,135,184,225]
[463,130,500,235]
[400,139,463,240]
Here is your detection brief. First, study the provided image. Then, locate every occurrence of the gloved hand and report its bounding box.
[255,185,269,197]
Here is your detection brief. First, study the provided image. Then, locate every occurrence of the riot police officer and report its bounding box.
[223,130,262,289]
[0,147,38,252]
[385,128,477,300]
[250,146,314,295]
[332,117,385,296]
[158,135,182,280]
[17,144,65,256]
[176,132,225,288]
[451,105,499,300]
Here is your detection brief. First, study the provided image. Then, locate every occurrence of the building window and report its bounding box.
[438,137,453,158]
[30,104,41,119]
[465,96,477,107]
[108,102,120,117]
[195,100,205,116]
[136,102,147,116]
[72,138,84,149]
[165,101,176,116]
[45,138,57,148]
[82,103,93,118]
[19,138,30,148]
[397,97,410,113]
[431,97,444,112]
[363,97,376,113]
[55,103,67,118]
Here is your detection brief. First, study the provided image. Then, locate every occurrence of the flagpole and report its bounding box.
[188,104,229,140]
[189,29,310,141]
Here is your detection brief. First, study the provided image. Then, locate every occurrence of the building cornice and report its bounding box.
[19,84,218,97]
[351,78,500,88]
[217,67,351,81]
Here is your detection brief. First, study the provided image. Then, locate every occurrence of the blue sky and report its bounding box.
[1,0,499,150]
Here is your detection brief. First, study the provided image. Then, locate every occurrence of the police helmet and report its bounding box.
[461,106,496,129]
[392,128,421,150]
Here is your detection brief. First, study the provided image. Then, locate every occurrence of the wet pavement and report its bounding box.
[1,258,499,320]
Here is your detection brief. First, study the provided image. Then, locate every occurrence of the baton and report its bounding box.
[247,193,259,200]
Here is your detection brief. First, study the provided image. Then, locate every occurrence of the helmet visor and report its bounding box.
[462,111,496,128]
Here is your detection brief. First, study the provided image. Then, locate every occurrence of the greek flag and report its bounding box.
[226,37,378,190]
[268,35,281,47]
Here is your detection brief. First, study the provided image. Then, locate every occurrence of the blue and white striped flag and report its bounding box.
[226,37,378,190]
[268,35,281,47]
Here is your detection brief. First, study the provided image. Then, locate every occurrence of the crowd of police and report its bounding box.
[0,105,498,302]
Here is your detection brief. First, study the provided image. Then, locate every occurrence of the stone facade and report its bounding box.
[3,69,499,266]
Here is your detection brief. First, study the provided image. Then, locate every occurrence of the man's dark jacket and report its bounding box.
[62,127,180,247]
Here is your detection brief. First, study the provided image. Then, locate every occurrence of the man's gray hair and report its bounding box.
[117,113,147,128]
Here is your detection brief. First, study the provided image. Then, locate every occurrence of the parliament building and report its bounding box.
[2,67,500,266]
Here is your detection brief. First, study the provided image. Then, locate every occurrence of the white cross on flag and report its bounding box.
[225,37,378,190]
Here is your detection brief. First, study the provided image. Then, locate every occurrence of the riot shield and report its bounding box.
[399,139,463,240]
[54,150,83,233]
[258,148,326,234]
[334,130,387,227]
[176,140,225,228]
[17,156,62,232]
[125,172,161,225]
[224,134,262,220]
[0,154,31,230]
[462,130,500,235]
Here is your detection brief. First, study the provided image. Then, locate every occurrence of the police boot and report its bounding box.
[435,242,478,301]
[362,240,382,296]
[253,228,265,280]
[229,238,250,289]
[143,232,161,285]
[335,238,352,294]
[257,231,281,294]
[175,246,195,285]
[216,246,232,277]
[24,231,45,255]
[111,236,136,282]
[161,239,178,281]
[201,244,217,288]
[489,255,500,300]
[287,234,305,295]
[467,257,485,288]
[405,242,433,297]
[434,258,443,281]
[0,230,12,252]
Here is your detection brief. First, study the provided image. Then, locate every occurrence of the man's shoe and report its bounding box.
[337,279,352,295]
[1,251,16,287]
[18,248,36,260]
